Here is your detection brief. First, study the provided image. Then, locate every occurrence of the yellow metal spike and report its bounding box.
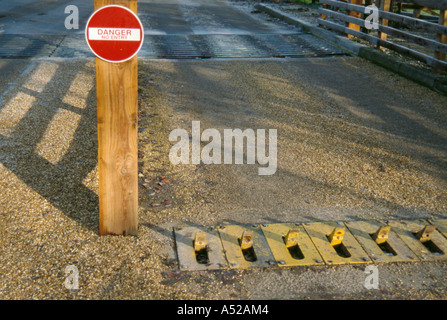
[328,227,344,246]
[194,231,207,252]
[371,226,391,245]
[240,231,254,250]
[415,225,436,243]
[284,229,300,248]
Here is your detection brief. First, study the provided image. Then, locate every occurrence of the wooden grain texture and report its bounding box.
[435,10,447,63]
[347,0,363,38]
[319,8,447,53]
[318,18,447,71]
[320,0,447,35]
[378,0,391,48]
[94,0,137,11]
[95,0,138,236]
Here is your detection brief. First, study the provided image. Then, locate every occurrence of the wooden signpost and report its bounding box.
[86,0,143,236]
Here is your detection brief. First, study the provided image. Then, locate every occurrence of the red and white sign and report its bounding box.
[85,5,144,63]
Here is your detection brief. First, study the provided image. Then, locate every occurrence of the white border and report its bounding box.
[85,4,144,63]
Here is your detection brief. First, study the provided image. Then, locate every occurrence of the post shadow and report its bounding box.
[0,60,99,233]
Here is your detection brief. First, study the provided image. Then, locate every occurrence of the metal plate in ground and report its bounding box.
[139,33,346,59]
[345,220,419,263]
[0,34,64,58]
[218,224,276,269]
[261,223,324,266]
[51,35,94,58]
[0,33,346,59]
[389,220,447,261]
[303,221,372,265]
[174,226,228,271]
[429,219,447,239]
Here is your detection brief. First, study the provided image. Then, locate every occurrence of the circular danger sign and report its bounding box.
[85,5,144,63]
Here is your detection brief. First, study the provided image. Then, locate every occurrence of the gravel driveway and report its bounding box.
[1,0,447,301]
[1,54,447,299]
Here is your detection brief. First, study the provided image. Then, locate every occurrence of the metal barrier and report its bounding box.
[174,218,447,271]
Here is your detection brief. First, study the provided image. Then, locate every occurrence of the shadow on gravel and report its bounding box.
[140,57,447,223]
[0,59,99,233]
[2,55,447,236]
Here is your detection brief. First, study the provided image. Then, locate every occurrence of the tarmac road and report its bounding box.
[138,0,280,35]
[0,0,93,34]
[0,0,291,35]
[0,0,447,301]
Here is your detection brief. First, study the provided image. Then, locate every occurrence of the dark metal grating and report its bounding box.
[140,33,346,59]
[0,33,346,59]
[151,34,204,59]
[0,34,65,58]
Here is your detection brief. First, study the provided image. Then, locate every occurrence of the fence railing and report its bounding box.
[318,0,447,72]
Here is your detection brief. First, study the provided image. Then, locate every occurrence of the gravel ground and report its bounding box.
[143,57,447,222]
[1,54,447,300]
[1,0,447,303]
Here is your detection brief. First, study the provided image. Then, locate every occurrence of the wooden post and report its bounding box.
[412,7,422,19]
[378,0,392,48]
[320,0,328,20]
[435,10,447,63]
[347,0,363,39]
[95,0,139,236]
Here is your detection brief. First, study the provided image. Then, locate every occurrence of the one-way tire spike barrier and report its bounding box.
[302,222,372,265]
[174,226,228,271]
[388,220,447,261]
[345,220,418,263]
[261,223,324,267]
[219,224,277,269]
[173,219,447,271]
